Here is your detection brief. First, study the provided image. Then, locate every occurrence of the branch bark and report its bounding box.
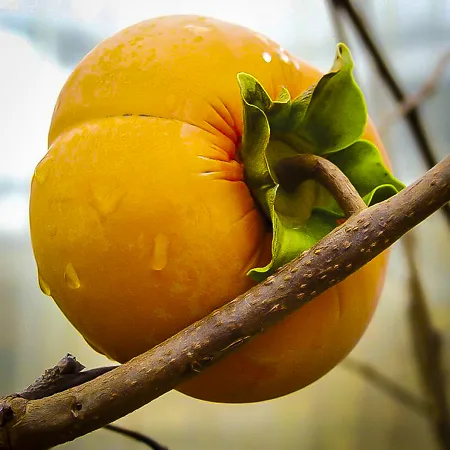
[15,354,117,401]
[1,155,449,450]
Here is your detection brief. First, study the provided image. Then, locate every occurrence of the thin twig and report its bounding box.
[275,153,367,216]
[379,51,450,133]
[0,155,449,450]
[332,0,436,161]
[342,358,431,417]
[330,0,450,226]
[104,424,169,450]
[2,355,166,450]
[12,356,164,448]
[404,233,450,449]
[325,0,348,44]
[16,355,118,401]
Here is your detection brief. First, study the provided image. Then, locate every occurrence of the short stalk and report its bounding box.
[275,153,367,217]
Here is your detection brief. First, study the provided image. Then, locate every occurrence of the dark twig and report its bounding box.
[275,154,367,216]
[380,51,450,133]
[325,0,348,44]
[331,0,436,163]
[104,424,169,450]
[5,354,167,448]
[342,358,431,417]
[405,233,450,449]
[16,354,118,401]
[13,355,164,447]
[0,155,449,450]
[330,0,450,226]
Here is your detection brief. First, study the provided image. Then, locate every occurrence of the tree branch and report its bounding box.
[405,233,450,449]
[15,354,117,401]
[379,51,450,133]
[326,3,450,447]
[342,358,431,417]
[331,0,436,163]
[330,0,450,226]
[1,155,449,450]
[1,355,159,449]
[325,0,348,44]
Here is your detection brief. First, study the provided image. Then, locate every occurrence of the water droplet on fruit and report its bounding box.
[34,155,54,185]
[90,182,126,218]
[151,234,169,271]
[38,273,51,296]
[64,263,81,289]
[47,222,57,237]
[292,59,301,71]
[256,33,270,46]
[185,24,211,34]
[262,52,272,63]
[279,49,290,63]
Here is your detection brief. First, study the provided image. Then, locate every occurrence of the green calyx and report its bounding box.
[238,43,404,282]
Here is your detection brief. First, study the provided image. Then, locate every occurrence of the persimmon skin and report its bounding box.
[30,15,388,403]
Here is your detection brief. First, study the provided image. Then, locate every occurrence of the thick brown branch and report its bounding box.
[275,154,367,216]
[1,155,449,450]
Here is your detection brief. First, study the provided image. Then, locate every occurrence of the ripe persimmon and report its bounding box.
[30,15,396,403]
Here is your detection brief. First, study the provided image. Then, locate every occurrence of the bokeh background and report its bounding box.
[0,0,449,449]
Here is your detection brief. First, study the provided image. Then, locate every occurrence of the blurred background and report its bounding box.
[0,0,449,449]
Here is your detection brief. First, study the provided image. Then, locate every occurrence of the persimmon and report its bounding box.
[29,15,401,403]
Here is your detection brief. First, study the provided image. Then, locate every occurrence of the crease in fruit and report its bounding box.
[197,155,243,182]
[207,102,239,145]
[54,114,222,150]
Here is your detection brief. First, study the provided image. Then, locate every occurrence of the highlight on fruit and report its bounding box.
[29,15,403,403]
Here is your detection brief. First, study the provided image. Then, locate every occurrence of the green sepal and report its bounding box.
[298,43,367,154]
[328,140,405,194]
[238,44,405,281]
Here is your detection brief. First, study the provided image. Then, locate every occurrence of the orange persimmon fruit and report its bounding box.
[29,15,389,403]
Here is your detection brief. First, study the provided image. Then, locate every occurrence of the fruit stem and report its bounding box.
[275,154,367,217]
